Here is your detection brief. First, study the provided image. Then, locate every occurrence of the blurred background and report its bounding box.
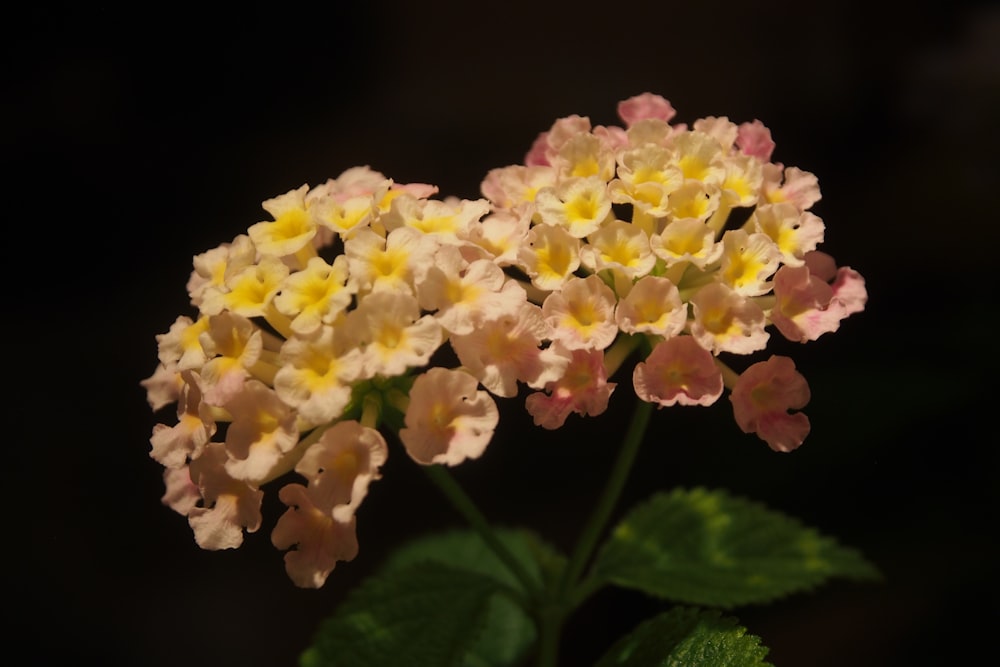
[7,1,996,664]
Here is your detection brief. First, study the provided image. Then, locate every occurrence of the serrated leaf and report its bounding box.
[596,607,773,667]
[381,528,563,667]
[460,595,534,667]
[591,487,880,607]
[304,528,561,667]
[300,562,501,667]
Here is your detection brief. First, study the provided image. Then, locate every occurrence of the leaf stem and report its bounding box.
[422,464,541,598]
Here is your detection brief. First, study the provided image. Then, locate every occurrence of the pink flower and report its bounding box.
[525,348,616,429]
[222,380,299,484]
[149,370,216,469]
[729,356,811,452]
[141,362,182,412]
[197,312,263,407]
[689,282,770,355]
[344,291,443,378]
[633,337,724,407]
[417,247,524,336]
[762,165,822,211]
[271,483,359,589]
[399,368,499,466]
[185,443,264,550]
[617,93,678,127]
[527,115,591,166]
[807,251,867,318]
[543,274,619,351]
[295,421,388,521]
[750,202,825,268]
[479,166,555,210]
[161,466,200,516]
[525,132,551,166]
[693,116,738,151]
[771,252,867,342]
[735,120,775,161]
[450,302,571,398]
[614,275,687,338]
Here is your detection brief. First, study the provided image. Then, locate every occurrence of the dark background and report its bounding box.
[7,1,997,665]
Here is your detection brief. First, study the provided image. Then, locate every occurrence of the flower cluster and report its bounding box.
[142,93,865,588]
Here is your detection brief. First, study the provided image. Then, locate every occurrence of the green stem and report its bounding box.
[535,398,654,667]
[535,603,562,667]
[422,464,541,598]
[560,398,654,596]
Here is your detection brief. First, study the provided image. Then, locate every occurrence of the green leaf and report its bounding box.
[303,528,562,667]
[460,595,534,667]
[381,528,563,667]
[591,487,880,608]
[596,607,773,667]
[300,562,501,667]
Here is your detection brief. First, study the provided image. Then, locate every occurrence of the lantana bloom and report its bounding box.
[143,94,866,588]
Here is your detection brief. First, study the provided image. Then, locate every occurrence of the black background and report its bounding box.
[7,1,997,665]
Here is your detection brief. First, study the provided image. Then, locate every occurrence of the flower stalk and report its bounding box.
[422,464,542,599]
[560,398,654,598]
